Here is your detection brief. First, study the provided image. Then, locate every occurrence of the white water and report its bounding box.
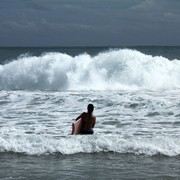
[1,134,180,156]
[1,49,180,91]
[0,49,180,156]
[0,90,180,156]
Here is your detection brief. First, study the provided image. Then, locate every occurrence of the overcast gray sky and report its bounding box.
[0,0,180,46]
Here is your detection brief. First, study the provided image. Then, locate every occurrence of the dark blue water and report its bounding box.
[1,46,180,64]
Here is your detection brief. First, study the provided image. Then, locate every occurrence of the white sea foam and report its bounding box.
[0,49,180,91]
[0,135,180,156]
[0,50,180,157]
[0,89,180,156]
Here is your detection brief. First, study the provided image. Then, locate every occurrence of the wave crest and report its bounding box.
[0,49,180,91]
[0,135,179,156]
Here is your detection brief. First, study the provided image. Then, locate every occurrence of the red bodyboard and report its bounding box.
[71,118,83,135]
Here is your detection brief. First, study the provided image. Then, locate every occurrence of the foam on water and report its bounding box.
[0,135,180,156]
[0,89,180,157]
[1,49,180,91]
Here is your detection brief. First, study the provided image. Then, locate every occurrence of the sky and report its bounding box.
[0,0,180,47]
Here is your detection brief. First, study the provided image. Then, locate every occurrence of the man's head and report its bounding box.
[87,104,94,113]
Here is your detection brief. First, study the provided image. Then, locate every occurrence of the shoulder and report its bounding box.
[92,115,96,118]
[82,112,87,116]
[92,115,96,121]
[80,112,87,119]
[76,112,86,120]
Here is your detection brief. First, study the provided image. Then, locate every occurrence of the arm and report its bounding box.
[76,112,84,121]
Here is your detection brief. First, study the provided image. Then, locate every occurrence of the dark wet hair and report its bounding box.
[87,104,94,113]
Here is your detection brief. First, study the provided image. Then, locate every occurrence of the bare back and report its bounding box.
[78,112,96,131]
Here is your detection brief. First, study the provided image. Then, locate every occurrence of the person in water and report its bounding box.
[76,104,96,134]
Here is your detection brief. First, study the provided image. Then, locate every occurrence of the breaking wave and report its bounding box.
[0,135,180,156]
[0,49,180,91]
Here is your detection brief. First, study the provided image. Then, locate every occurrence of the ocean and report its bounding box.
[0,46,180,179]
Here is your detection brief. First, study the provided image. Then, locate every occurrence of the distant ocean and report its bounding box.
[0,46,180,179]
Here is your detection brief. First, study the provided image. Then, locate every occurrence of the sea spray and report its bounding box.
[0,49,180,91]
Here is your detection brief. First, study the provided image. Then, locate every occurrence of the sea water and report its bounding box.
[0,46,180,179]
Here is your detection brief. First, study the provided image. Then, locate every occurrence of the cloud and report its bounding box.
[26,2,51,12]
[0,0,180,46]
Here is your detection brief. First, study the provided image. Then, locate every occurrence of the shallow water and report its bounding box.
[1,47,180,179]
[0,153,180,180]
[0,90,180,156]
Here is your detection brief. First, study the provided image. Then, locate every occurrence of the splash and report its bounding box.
[0,49,180,91]
[0,135,180,156]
